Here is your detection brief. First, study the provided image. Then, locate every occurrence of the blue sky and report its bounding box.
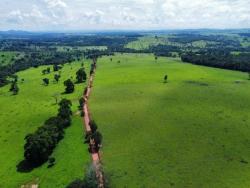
[0,0,250,31]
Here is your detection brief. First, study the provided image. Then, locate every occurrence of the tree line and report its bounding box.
[181,51,250,72]
[23,99,72,167]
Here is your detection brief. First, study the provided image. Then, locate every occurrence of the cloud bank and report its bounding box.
[0,0,250,31]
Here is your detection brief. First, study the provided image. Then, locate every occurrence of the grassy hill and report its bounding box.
[90,54,250,188]
[0,61,90,187]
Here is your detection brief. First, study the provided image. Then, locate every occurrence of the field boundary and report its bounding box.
[82,59,105,188]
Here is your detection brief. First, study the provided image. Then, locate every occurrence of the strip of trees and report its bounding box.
[23,99,72,167]
[181,51,250,72]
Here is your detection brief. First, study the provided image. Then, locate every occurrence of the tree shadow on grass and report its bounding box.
[16,160,37,173]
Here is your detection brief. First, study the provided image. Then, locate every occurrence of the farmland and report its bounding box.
[90,53,250,187]
[0,61,90,187]
[0,30,250,187]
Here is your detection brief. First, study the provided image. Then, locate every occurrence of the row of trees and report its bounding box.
[23,99,72,166]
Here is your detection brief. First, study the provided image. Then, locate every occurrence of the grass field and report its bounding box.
[0,61,90,187]
[90,54,250,188]
[125,36,185,50]
[125,36,169,50]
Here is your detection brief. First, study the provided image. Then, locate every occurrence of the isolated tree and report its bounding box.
[54,74,61,83]
[248,72,250,80]
[43,78,49,86]
[110,58,113,62]
[64,79,74,93]
[76,68,87,83]
[164,75,168,83]
[155,56,158,62]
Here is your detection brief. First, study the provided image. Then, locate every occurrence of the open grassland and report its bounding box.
[0,61,90,187]
[90,54,250,188]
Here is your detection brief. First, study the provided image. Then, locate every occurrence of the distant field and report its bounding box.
[125,36,188,50]
[55,46,107,52]
[0,51,22,66]
[125,36,169,49]
[0,61,90,187]
[90,54,250,187]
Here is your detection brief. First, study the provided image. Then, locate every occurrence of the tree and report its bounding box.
[76,68,87,83]
[248,72,250,80]
[23,99,73,167]
[53,64,62,72]
[89,120,98,133]
[58,99,72,119]
[10,81,19,95]
[43,78,49,86]
[164,75,168,83]
[12,83,19,95]
[91,131,102,150]
[54,74,61,83]
[64,79,74,93]
[42,69,47,75]
[10,74,18,82]
[46,67,51,74]
[155,56,158,62]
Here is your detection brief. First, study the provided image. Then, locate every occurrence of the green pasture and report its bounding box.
[90,53,250,188]
[0,60,90,187]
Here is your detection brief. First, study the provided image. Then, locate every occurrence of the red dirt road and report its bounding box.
[82,60,104,188]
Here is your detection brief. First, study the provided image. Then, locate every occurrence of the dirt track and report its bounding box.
[82,59,104,188]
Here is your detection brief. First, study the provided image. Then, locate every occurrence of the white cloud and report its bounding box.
[0,0,250,30]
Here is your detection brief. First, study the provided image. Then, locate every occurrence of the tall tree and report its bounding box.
[164,75,168,83]
[64,79,74,93]
[76,68,87,83]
